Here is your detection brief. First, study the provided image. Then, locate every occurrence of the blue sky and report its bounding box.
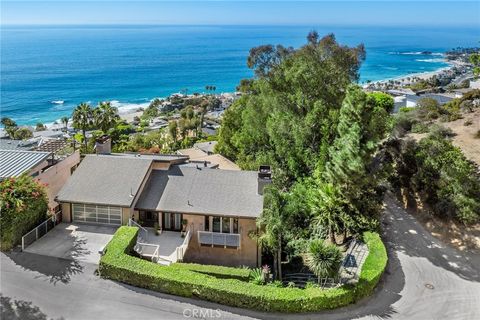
[1,1,479,26]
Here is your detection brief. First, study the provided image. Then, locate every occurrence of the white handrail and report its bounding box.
[174,226,192,262]
[128,218,148,242]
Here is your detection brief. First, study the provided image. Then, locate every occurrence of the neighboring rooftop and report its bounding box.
[0,149,51,180]
[191,154,240,171]
[35,139,69,153]
[32,130,64,139]
[194,141,217,154]
[177,147,209,159]
[177,146,240,170]
[406,93,454,105]
[106,152,189,163]
[56,154,153,207]
[0,139,38,151]
[135,166,263,218]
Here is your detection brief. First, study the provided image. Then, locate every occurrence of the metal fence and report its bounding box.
[21,211,62,251]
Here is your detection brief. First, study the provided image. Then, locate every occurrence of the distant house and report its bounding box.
[56,153,266,267]
[406,93,454,107]
[33,130,64,139]
[0,149,80,210]
[177,143,240,171]
[0,139,38,151]
[194,141,217,155]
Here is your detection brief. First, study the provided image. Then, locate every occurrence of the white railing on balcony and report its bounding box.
[134,242,159,262]
[175,227,192,262]
[197,231,241,248]
[128,218,148,243]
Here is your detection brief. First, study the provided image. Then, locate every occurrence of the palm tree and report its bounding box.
[61,116,69,132]
[305,239,342,283]
[94,101,119,133]
[255,186,286,280]
[309,183,346,244]
[72,103,93,152]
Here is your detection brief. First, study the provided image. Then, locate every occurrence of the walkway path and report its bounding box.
[1,195,479,320]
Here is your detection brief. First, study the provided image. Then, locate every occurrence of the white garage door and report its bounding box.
[72,203,122,225]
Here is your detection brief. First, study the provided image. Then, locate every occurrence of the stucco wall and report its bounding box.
[183,215,259,267]
[151,161,171,170]
[61,203,71,222]
[35,151,80,209]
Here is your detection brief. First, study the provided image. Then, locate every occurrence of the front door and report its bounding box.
[163,212,182,231]
[140,211,158,228]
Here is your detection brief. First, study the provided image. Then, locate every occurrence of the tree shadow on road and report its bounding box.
[383,195,480,282]
[5,249,85,285]
[0,294,64,320]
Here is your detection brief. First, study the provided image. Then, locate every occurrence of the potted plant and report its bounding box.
[154,222,161,236]
[181,219,188,237]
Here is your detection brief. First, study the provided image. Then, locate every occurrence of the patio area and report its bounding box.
[141,229,186,262]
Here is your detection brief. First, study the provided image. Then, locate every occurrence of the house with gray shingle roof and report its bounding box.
[0,148,81,209]
[56,153,268,267]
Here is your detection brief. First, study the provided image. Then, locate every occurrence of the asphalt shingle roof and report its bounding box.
[135,166,264,218]
[56,155,153,207]
[0,150,51,179]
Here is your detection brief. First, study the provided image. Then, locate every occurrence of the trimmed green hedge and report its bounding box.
[172,262,251,281]
[99,227,387,312]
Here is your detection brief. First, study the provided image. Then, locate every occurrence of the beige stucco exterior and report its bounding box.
[182,214,259,267]
[36,151,80,210]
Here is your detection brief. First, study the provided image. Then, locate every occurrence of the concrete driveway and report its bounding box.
[24,223,116,264]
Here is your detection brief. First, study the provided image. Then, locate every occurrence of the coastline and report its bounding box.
[37,59,460,130]
[365,59,458,86]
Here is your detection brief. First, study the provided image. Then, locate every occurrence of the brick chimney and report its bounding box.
[257,165,272,195]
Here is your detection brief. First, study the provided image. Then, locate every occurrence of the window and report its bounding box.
[222,217,230,233]
[233,218,238,233]
[212,216,221,232]
[204,216,210,231]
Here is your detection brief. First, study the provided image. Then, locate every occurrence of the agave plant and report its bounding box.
[305,239,343,280]
[249,268,264,285]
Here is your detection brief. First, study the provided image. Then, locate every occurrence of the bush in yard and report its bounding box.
[305,239,343,279]
[99,227,387,313]
[0,175,49,251]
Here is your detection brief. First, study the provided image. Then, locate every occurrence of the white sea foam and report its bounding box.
[388,51,444,56]
[415,58,445,63]
[110,100,152,114]
[51,100,65,104]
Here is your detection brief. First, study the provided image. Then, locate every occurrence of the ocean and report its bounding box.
[1,25,478,125]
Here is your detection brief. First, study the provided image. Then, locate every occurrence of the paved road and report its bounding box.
[1,195,479,320]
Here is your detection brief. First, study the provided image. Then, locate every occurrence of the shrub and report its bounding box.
[415,134,480,224]
[172,262,250,281]
[99,227,387,313]
[248,268,264,285]
[411,123,429,133]
[464,119,473,126]
[0,175,49,251]
[305,240,343,279]
[429,125,455,138]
